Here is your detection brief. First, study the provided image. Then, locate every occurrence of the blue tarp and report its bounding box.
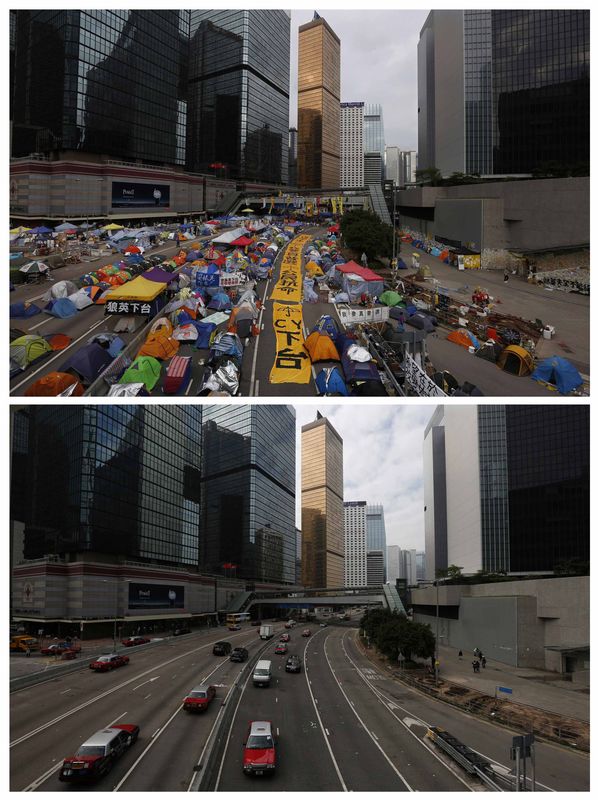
[531,357,583,395]
[315,367,349,396]
[195,321,217,349]
[44,297,78,318]
[10,302,41,318]
[208,292,232,310]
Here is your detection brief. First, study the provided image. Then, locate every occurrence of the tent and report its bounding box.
[210,331,243,360]
[315,367,349,396]
[208,292,232,310]
[24,372,84,396]
[88,332,126,358]
[378,290,403,307]
[61,343,113,382]
[531,357,583,394]
[497,345,534,376]
[304,331,340,363]
[447,328,480,349]
[475,341,503,363]
[107,383,150,397]
[335,261,384,301]
[406,312,436,332]
[10,328,26,342]
[105,275,167,302]
[119,356,162,391]
[230,236,254,247]
[46,333,72,351]
[50,280,78,298]
[143,267,179,283]
[44,297,79,318]
[69,291,95,310]
[415,264,433,281]
[10,335,53,368]
[312,315,340,342]
[10,302,41,318]
[163,355,193,395]
[138,331,180,359]
[80,285,103,302]
[211,227,249,245]
[150,317,174,336]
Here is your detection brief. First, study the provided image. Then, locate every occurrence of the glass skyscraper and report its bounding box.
[200,406,296,584]
[12,10,188,165]
[418,10,589,175]
[366,504,387,581]
[187,10,290,184]
[12,406,202,566]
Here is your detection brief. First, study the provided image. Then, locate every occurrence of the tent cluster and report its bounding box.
[302,237,347,302]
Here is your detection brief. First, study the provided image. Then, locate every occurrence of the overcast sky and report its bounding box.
[293,404,436,552]
[290,7,429,150]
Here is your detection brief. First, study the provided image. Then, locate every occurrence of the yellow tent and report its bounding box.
[104,276,167,302]
[10,226,31,234]
[497,345,534,376]
[102,223,125,231]
[305,261,324,277]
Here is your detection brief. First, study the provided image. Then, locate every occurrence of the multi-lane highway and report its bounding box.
[10,623,589,791]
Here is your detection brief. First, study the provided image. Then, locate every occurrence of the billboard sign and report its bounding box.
[112,182,170,208]
[128,583,185,609]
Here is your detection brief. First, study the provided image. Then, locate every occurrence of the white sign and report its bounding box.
[219,272,243,287]
[338,306,390,325]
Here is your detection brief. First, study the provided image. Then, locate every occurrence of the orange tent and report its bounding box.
[447,329,475,349]
[24,372,84,396]
[46,333,73,351]
[304,331,340,363]
[137,332,179,360]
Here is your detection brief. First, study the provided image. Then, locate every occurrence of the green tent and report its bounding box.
[378,290,403,307]
[119,356,161,391]
[10,335,53,368]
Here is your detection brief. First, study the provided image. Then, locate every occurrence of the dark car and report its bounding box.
[213,641,232,656]
[274,642,287,655]
[230,647,249,663]
[250,620,262,627]
[173,626,191,636]
[285,655,301,673]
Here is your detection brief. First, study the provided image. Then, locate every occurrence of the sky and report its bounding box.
[293,404,436,552]
[290,7,430,150]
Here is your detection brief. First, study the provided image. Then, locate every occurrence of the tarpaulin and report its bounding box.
[269,302,310,384]
[270,234,311,303]
[104,275,167,302]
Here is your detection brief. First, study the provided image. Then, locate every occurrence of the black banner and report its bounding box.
[112,181,170,208]
[128,583,185,609]
[104,300,154,315]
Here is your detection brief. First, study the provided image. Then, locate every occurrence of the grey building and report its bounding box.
[386,544,400,582]
[288,127,298,187]
[423,405,589,579]
[363,103,385,180]
[344,501,367,587]
[417,10,589,176]
[366,504,387,581]
[366,550,385,586]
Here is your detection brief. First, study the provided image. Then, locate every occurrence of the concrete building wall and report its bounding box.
[433,11,465,175]
[387,545,400,582]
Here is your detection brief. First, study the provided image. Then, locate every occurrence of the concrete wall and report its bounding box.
[433,11,465,175]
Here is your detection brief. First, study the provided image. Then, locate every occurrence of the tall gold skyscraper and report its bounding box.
[297,15,341,188]
[301,414,344,587]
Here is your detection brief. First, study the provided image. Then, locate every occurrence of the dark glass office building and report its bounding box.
[200,406,296,584]
[187,11,290,183]
[12,10,188,165]
[13,406,202,566]
[418,10,589,175]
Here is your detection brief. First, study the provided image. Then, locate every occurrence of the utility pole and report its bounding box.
[435,578,440,685]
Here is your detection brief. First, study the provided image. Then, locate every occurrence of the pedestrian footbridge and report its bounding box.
[226,585,407,614]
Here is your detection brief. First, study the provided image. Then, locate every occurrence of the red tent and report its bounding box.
[335,261,381,281]
[328,224,340,234]
[230,236,254,247]
[124,245,141,254]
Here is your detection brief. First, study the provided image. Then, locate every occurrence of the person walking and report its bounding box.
[503,267,510,283]
[481,656,487,669]
[458,650,463,659]
[472,660,479,673]
[25,646,31,657]
[360,251,368,267]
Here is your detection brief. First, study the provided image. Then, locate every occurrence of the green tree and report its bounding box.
[415,167,443,186]
[340,209,393,261]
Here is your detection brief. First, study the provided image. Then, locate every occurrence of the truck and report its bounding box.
[10,635,39,652]
[259,625,274,640]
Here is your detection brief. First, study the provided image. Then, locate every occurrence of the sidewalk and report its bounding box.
[436,644,589,722]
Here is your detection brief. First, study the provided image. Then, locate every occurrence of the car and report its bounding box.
[173,626,191,636]
[274,642,287,655]
[89,654,129,672]
[250,620,262,627]
[243,721,276,776]
[230,647,249,663]
[228,624,241,631]
[59,723,139,782]
[279,633,290,643]
[183,684,216,712]
[302,629,311,637]
[213,641,232,656]
[284,621,296,629]
[121,636,150,647]
[40,642,81,656]
[285,655,301,673]
[320,623,327,627]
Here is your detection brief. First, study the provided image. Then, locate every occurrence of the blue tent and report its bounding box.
[195,321,217,349]
[10,302,41,318]
[44,297,78,318]
[531,357,583,394]
[315,367,349,396]
[62,343,113,382]
[208,292,232,310]
[312,315,340,343]
[397,258,407,269]
[186,250,201,262]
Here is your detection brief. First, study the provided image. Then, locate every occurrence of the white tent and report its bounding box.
[211,227,249,245]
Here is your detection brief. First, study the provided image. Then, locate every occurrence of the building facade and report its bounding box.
[340,102,364,188]
[301,415,344,588]
[200,406,296,585]
[366,504,387,581]
[344,501,367,587]
[366,550,385,585]
[417,10,590,176]
[288,127,298,187]
[423,405,589,578]
[297,16,341,188]
[187,10,290,184]
[363,103,385,183]
[386,544,400,582]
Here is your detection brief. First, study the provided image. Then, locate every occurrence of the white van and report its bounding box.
[253,660,272,687]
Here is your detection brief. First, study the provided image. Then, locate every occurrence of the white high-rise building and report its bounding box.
[387,544,400,582]
[340,102,364,188]
[366,504,387,582]
[344,501,367,587]
[385,146,400,184]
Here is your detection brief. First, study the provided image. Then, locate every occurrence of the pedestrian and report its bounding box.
[481,656,487,669]
[458,650,463,659]
[26,647,31,657]
[472,660,480,673]
[503,268,510,283]
[360,251,368,267]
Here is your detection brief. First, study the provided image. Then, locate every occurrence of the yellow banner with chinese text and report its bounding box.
[269,302,311,384]
[269,234,310,303]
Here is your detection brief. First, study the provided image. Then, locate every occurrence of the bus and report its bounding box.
[226,613,250,626]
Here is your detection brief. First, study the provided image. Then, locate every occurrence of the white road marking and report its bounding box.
[22,760,63,791]
[28,317,53,330]
[59,689,71,694]
[249,276,270,395]
[325,728,330,736]
[107,712,127,726]
[185,379,193,396]
[132,676,160,691]
[151,728,161,738]
[144,694,152,700]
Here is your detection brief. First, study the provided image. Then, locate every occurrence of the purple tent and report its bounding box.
[61,343,113,382]
[143,267,178,283]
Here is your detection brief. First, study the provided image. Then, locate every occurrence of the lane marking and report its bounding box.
[185,379,193,396]
[59,689,71,694]
[249,276,270,395]
[132,676,160,691]
[28,317,53,330]
[144,694,151,700]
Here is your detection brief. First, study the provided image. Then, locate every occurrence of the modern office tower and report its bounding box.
[385,146,400,185]
[366,504,387,581]
[201,406,296,584]
[400,548,418,585]
[340,102,364,188]
[288,127,298,186]
[295,527,302,584]
[386,544,400,582]
[417,10,590,176]
[301,414,344,588]
[297,15,341,188]
[12,10,189,165]
[423,406,589,578]
[187,11,290,184]
[363,103,385,183]
[11,406,202,565]
[400,150,418,185]
[416,551,426,581]
[366,550,385,585]
[344,501,367,587]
